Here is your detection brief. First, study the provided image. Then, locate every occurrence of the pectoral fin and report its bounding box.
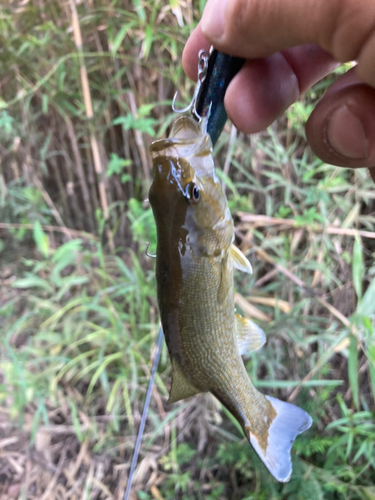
[230,245,252,274]
[235,314,266,355]
[168,357,202,404]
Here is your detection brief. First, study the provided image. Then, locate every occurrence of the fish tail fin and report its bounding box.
[248,395,312,482]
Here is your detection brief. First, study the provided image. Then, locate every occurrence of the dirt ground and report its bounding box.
[0,409,133,500]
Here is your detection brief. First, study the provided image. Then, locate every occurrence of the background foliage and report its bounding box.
[0,1,374,499]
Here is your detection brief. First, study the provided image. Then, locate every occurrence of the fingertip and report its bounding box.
[356,32,375,89]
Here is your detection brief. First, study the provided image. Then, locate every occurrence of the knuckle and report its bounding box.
[225,0,257,40]
[357,32,375,87]
[328,0,375,62]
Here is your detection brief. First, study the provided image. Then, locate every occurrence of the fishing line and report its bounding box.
[123,325,164,500]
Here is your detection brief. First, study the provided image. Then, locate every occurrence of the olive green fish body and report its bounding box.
[149,116,312,482]
[169,251,266,423]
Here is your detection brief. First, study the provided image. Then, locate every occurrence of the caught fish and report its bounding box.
[149,115,312,482]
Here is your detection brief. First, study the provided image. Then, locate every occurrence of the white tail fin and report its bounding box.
[249,396,312,482]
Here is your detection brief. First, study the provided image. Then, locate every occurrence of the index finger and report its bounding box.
[201,0,375,87]
[182,25,338,133]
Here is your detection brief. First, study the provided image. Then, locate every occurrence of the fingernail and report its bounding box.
[201,0,227,40]
[326,105,368,159]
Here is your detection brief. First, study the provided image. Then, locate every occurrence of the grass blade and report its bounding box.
[348,334,359,410]
[352,235,363,300]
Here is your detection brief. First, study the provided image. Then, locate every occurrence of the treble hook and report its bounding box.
[172,49,210,121]
[145,242,156,258]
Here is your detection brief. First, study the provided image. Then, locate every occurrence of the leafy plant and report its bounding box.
[0,0,374,498]
[107,153,132,183]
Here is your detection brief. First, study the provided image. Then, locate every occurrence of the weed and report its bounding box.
[0,0,374,499]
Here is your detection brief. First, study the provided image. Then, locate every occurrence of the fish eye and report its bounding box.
[187,182,200,204]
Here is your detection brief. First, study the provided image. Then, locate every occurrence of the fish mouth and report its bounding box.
[149,116,215,181]
[149,116,212,160]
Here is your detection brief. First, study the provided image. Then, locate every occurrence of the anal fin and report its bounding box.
[168,357,202,404]
[235,314,266,355]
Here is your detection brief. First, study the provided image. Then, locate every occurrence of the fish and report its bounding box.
[148,115,312,482]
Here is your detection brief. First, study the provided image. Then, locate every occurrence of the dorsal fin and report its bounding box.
[235,314,266,355]
[168,357,202,404]
[230,245,252,274]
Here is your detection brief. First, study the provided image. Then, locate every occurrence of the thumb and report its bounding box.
[201,0,375,87]
[305,69,375,175]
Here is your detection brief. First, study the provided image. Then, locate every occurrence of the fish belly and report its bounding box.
[176,257,268,428]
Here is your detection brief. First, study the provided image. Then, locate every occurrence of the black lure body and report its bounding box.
[196,50,244,146]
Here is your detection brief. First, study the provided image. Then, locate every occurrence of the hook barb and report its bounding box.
[171,91,193,114]
[145,242,156,258]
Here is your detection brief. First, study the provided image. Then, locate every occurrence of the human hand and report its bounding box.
[182,0,375,180]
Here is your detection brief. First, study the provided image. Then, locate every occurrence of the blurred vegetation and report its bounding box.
[0,1,374,499]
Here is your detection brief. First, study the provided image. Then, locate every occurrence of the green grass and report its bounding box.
[0,1,375,499]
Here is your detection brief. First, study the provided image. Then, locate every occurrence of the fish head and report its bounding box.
[149,116,233,257]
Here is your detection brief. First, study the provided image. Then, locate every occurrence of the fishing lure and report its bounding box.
[173,47,245,145]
